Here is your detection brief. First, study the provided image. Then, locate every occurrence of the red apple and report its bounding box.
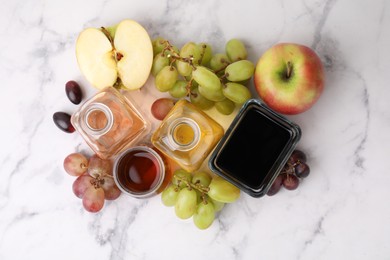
[254,43,324,115]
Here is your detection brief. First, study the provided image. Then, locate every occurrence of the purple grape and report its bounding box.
[282,174,299,190]
[295,162,310,178]
[267,174,283,196]
[290,150,307,163]
[53,112,75,133]
[65,80,83,105]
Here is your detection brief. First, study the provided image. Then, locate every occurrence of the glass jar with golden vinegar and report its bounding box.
[71,87,150,159]
[151,99,224,172]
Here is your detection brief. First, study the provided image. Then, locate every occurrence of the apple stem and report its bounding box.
[286,61,292,79]
[101,26,123,62]
[101,27,114,48]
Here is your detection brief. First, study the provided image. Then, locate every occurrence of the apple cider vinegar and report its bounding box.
[151,100,224,172]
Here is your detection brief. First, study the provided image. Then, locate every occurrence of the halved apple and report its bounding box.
[76,19,153,90]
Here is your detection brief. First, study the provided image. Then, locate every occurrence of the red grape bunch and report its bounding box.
[63,153,121,213]
[267,150,311,196]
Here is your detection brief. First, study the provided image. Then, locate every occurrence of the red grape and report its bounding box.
[290,150,307,163]
[53,112,75,133]
[63,153,88,176]
[101,176,121,200]
[82,186,105,213]
[295,162,310,178]
[65,80,83,105]
[282,174,299,190]
[72,175,93,198]
[151,98,175,120]
[267,174,283,196]
[88,154,113,178]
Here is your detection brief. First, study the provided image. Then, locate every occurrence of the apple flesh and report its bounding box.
[254,43,324,115]
[76,19,153,90]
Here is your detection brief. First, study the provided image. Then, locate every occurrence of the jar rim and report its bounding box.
[84,103,113,136]
[167,117,200,151]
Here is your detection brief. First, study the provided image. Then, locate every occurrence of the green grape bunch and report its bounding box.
[151,38,255,116]
[161,169,240,230]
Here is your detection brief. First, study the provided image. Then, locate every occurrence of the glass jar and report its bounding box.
[113,145,171,198]
[71,87,150,159]
[151,99,224,172]
[209,99,301,198]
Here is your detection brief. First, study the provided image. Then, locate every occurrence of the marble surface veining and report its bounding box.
[1,0,390,259]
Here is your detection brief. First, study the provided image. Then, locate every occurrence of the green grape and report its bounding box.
[181,42,202,62]
[198,84,225,102]
[208,176,240,203]
[176,61,192,77]
[225,39,247,62]
[172,169,192,188]
[193,202,215,230]
[153,37,166,56]
[192,171,212,187]
[161,185,179,207]
[155,66,178,92]
[169,80,188,98]
[209,198,225,212]
[210,53,230,71]
[177,42,202,76]
[215,98,236,115]
[190,87,214,110]
[151,53,169,76]
[192,66,221,91]
[199,43,212,65]
[225,60,255,82]
[222,82,252,104]
[175,188,197,219]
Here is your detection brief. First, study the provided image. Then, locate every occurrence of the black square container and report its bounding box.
[208,99,301,197]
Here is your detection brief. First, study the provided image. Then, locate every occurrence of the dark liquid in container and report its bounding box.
[116,150,160,192]
[215,107,291,188]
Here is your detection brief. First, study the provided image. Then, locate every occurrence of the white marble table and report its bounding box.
[1,0,389,259]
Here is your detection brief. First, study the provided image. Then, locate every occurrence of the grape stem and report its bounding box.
[219,74,228,84]
[161,40,196,69]
[173,175,210,194]
[280,161,301,175]
[90,176,104,189]
[185,78,194,96]
[89,174,114,189]
[162,40,180,57]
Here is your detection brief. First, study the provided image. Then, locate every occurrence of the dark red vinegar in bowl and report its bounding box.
[114,146,165,198]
